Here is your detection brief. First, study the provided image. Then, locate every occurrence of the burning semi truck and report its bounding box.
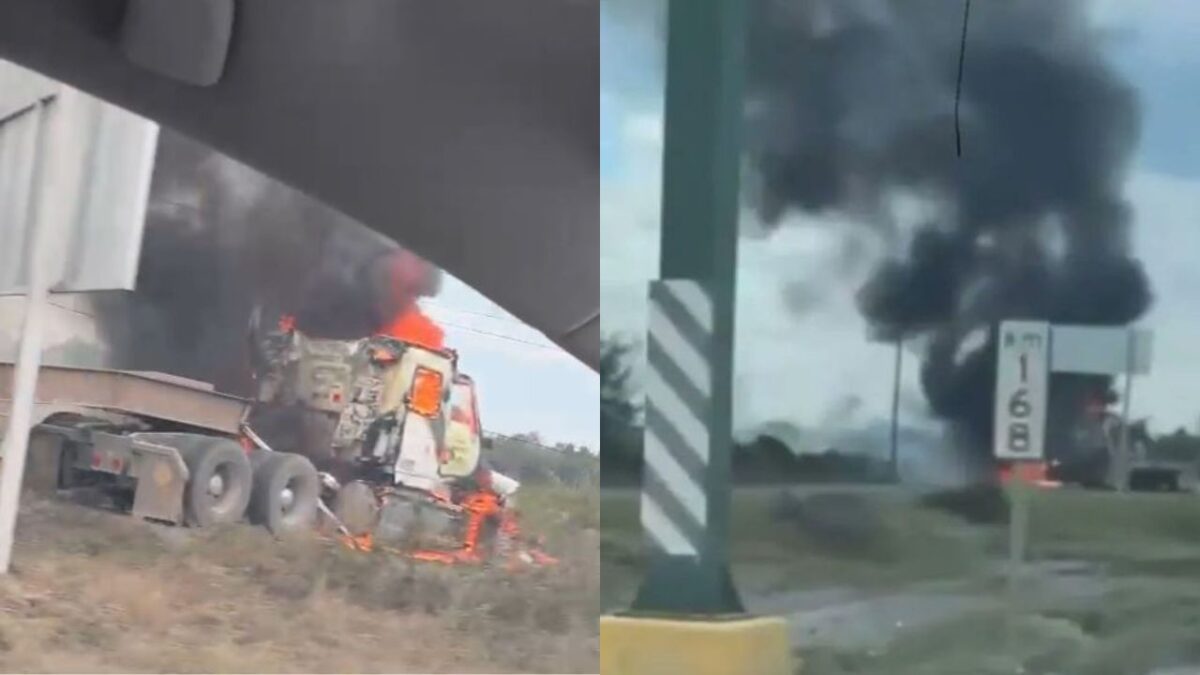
[245,306,555,565]
[0,74,553,566]
[5,304,555,568]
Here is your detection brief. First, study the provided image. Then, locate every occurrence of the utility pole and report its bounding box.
[1116,329,1136,490]
[889,338,902,482]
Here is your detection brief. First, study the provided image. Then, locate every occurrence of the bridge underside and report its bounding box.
[0,0,598,371]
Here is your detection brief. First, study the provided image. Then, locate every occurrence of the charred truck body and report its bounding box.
[6,317,544,566]
[1048,399,1196,492]
[246,312,528,561]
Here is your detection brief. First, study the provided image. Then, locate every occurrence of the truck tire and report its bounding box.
[248,452,319,535]
[332,481,380,536]
[176,438,253,527]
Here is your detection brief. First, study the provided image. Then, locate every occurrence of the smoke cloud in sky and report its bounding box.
[603,0,1159,459]
[93,128,441,395]
[744,0,1151,457]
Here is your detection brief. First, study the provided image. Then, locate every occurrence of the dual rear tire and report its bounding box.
[133,433,254,528]
[248,451,320,535]
[137,433,319,534]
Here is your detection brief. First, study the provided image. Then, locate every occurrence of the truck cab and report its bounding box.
[249,319,487,498]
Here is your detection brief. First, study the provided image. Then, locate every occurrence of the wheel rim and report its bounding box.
[280,486,295,510]
[208,471,226,498]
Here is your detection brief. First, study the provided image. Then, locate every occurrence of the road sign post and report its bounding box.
[0,62,158,574]
[600,1,790,673]
[993,320,1155,650]
[0,91,85,574]
[890,338,903,482]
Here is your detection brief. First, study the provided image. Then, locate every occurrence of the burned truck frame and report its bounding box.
[3,364,266,527]
[1048,408,1198,492]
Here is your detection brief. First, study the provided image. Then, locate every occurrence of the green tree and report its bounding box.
[601,335,643,482]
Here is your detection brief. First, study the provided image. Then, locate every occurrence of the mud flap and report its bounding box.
[23,431,65,496]
[128,440,189,524]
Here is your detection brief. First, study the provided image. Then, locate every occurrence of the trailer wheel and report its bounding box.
[177,439,253,527]
[249,452,319,535]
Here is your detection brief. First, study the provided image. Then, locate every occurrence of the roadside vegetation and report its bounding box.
[604,485,1200,674]
[0,448,598,673]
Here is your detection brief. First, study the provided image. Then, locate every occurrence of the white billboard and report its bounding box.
[0,59,158,295]
[994,321,1051,461]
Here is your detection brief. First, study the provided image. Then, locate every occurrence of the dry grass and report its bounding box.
[0,492,598,674]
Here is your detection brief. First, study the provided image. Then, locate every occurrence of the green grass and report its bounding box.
[1026,489,1200,564]
[518,483,599,535]
[603,486,1200,611]
[602,487,989,609]
[606,485,1200,673]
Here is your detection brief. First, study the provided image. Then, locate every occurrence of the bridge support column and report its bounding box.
[600,1,791,673]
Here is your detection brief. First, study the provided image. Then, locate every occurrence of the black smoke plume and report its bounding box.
[746,0,1152,458]
[93,128,441,396]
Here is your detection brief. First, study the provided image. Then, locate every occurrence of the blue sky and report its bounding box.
[602,0,1200,441]
[421,276,598,450]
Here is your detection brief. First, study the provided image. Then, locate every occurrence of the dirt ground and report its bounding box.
[0,486,598,674]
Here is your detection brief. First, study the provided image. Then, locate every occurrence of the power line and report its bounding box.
[423,302,524,325]
[955,0,972,157]
[437,320,559,351]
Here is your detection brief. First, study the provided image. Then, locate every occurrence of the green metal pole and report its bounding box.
[630,0,746,616]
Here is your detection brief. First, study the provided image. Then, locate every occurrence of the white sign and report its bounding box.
[994,321,1050,461]
[1050,325,1152,376]
[0,59,158,295]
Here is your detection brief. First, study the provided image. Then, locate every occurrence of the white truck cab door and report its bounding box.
[441,376,483,479]
[386,347,453,493]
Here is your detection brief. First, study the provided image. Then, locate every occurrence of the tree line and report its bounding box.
[600,336,892,485]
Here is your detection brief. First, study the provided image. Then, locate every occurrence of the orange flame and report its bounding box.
[379,307,445,352]
[997,461,1059,488]
[339,532,375,553]
[374,250,446,351]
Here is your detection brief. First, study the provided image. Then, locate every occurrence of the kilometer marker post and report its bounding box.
[993,320,1050,652]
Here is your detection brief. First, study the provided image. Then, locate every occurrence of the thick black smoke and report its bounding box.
[93,129,441,396]
[746,0,1152,457]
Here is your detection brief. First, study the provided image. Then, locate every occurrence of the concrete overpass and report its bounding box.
[0,0,598,371]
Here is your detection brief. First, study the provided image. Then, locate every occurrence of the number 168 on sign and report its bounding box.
[993,321,1049,461]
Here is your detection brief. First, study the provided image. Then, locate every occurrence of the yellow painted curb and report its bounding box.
[600,614,794,675]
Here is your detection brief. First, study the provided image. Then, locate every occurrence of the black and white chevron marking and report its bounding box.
[641,279,713,557]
